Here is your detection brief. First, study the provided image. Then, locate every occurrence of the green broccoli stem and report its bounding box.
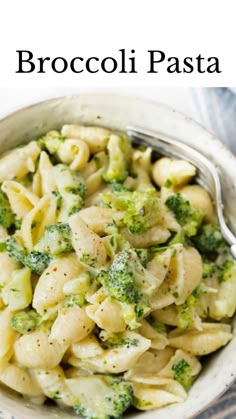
[35,222,72,256]
[11,310,41,334]
[0,190,16,229]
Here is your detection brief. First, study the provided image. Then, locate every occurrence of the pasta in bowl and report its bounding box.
[0,118,235,419]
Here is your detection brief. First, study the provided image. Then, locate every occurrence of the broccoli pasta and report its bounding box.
[0,124,235,419]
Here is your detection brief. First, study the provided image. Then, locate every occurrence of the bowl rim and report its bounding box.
[0,91,235,163]
[0,92,236,419]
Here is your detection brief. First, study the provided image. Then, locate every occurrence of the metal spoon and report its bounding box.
[127,125,236,259]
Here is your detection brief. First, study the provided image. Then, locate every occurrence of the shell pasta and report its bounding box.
[0,124,235,419]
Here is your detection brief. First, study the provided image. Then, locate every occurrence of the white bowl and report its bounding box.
[0,94,236,419]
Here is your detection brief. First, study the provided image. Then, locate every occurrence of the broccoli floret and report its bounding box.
[6,235,27,264]
[54,164,87,215]
[6,235,51,275]
[123,191,160,234]
[177,296,197,330]
[52,191,63,210]
[71,375,133,419]
[102,134,132,184]
[64,294,85,308]
[96,269,109,288]
[102,190,131,211]
[193,224,226,256]
[107,251,142,305]
[177,285,209,329]
[165,193,203,237]
[35,222,72,256]
[111,182,130,192]
[105,249,158,328]
[192,284,209,299]
[202,260,217,278]
[24,251,52,276]
[210,259,236,319]
[146,315,167,334]
[165,193,190,224]
[63,271,98,307]
[11,310,41,334]
[172,359,193,389]
[134,248,150,268]
[99,330,139,350]
[38,130,65,154]
[102,190,161,234]
[0,190,15,229]
[164,178,173,188]
[108,377,133,417]
[219,260,235,282]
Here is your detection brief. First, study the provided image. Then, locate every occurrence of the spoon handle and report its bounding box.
[127,125,236,260]
[230,244,236,260]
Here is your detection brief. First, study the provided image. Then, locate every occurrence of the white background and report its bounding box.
[0,0,235,87]
[0,1,234,130]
